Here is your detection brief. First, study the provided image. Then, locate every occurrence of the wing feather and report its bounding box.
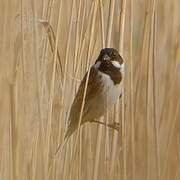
[65,66,103,138]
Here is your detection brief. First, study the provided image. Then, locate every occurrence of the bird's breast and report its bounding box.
[98,70,122,106]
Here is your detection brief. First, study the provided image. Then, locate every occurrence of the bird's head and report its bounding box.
[94,48,124,74]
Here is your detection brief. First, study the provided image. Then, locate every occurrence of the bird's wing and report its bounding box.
[65,66,103,138]
[69,66,103,122]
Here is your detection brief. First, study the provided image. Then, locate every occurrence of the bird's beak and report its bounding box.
[103,54,110,61]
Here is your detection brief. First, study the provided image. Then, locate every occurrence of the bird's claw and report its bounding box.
[108,122,120,131]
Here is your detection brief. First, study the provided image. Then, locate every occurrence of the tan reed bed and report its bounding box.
[0,0,180,180]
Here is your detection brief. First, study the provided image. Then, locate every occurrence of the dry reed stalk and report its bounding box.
[76,0,87,68]
[31,128,39,180]
[18,1,27,179]
[119,0,127,179]
[106,0,119,177]
[146,1,156,180]
[69,67,91,177]
[157,13,180,174]
[0,154,3,178]
[109,0,126,179]
[99,1,111,179]
[152,5,160,180]
[85,125,94,180]
[45,0,62,179]
[45,0,54,20]
[9,91,12,180]
[31,1,44,179]
[41,0,55,102]
[146,4,152,180]
[40,21,63,85]
[118,0,126,53]
[39,19,65,180]
[86,0,99,66]
[92,2,106,179]
[99,0,105,48]
[146,14,152,180]
[107,1,126,177]
[78,128,83,180]
[9,33,22,180]
[106,0,115,47]
[41,0,46,17]
[39,4,56,174]
[74,2,84,179]
[110,3,126,178]
[101,0,119,178]
[20,0,26,79]
[104,106,110,179]
[57,0,75,145]
[93,117,103,180]
[133,3,150,178]
[62,146,69,180]
[161,97,180,180]
[134,1,149,110]
[110,101,121,179]
[74,1,95,76]
[73,0,83,74]
[160,68,180,179]
[9,84,17,180]
[68,2,100,176]
[52,1,78,179]
[129,0,135,179]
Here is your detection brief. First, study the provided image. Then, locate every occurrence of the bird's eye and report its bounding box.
[109,51,116,58]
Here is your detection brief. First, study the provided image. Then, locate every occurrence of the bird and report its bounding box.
[65,48,124,139]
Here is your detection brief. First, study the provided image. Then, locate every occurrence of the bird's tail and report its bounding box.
[55,120,80,155]
[64,122,78,140]
[55,122,77,155]
[55,137,67,156]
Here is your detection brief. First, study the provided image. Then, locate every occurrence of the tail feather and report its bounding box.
[55,121,78,155]
[55,123,77,156]
[65,122,78,140]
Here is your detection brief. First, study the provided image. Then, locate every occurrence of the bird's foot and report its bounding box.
[91,120,120,131]
[108,122,120,131]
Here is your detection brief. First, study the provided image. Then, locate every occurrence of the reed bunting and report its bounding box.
[65,48,124,139]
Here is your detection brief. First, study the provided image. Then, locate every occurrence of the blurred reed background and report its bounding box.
[0,0,180,180]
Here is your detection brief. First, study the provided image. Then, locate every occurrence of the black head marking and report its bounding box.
[98,60,122,84]
[94,48,124,85]
[97,48,123,65]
